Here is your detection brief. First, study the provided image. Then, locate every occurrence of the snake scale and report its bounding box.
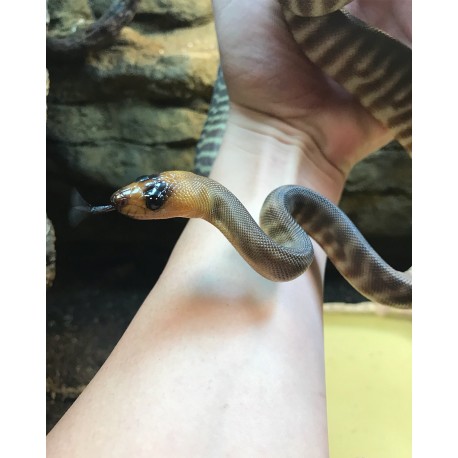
[78,0,412,308]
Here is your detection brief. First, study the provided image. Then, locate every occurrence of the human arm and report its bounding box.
[47,1,411,456]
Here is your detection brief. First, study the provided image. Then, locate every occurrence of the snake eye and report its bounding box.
[144,180,168,211]
[136,174,158,182]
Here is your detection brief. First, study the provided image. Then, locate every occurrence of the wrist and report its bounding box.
[210,104,347,209]
[150,103,347,304]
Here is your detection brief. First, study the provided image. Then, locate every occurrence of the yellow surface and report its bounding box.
[324,312,411,458]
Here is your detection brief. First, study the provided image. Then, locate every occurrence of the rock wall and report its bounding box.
[47,215,57,287]
[46,0,411,243]
[342,142,411,238]
[47,0,217,190]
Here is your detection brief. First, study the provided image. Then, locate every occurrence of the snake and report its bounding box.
[47,0,140,59]
[196,0,411,175]
[76,0,412,308]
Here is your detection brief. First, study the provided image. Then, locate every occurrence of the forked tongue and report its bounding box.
[69,188,115,227]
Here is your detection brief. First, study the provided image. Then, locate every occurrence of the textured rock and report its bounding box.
[340,142,411,238]
[47,216,57,287]
[47,13,56,286]
[48,103,206,145]
[90,0,212,24]
[47,0,94,33]
[54,142,196,188]
[344,142,411,194]
[47,21,218,189]
[84,25,218,100]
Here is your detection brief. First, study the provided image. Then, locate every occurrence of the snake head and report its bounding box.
[110,174,171,220]
[110,171,207,220]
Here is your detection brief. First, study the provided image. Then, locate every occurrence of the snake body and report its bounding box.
[103,171,411,308]
[280,0,412,153]
[196,0,411,176]
[86,1,412,308]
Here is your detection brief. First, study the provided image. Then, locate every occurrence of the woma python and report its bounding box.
[77,0,413,308]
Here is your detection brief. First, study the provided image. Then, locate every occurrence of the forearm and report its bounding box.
[47,106,345,457]
[161,105,346,296]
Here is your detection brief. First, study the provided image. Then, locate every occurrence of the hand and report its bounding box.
[212,0,411,175]
[346,0,411,47]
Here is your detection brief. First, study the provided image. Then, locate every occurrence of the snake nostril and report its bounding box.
[111,191,128,208]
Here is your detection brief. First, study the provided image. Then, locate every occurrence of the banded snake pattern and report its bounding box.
[74,0,412,308]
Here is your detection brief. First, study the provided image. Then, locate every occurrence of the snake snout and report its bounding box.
[110,188,131,209]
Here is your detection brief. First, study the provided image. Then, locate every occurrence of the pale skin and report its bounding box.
[47,1,411,456]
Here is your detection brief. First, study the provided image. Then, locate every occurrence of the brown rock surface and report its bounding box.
[47,17,218,190]
[91,0,212,23]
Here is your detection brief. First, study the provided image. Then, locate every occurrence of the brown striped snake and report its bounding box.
[77,0,412,308]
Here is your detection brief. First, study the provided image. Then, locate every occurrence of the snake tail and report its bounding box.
[194,68,230,177]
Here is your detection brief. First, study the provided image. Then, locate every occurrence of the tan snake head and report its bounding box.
[110,171,210,220]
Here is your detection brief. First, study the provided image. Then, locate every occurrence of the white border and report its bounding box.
[413,1,458,456]
[1,1,45,456]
